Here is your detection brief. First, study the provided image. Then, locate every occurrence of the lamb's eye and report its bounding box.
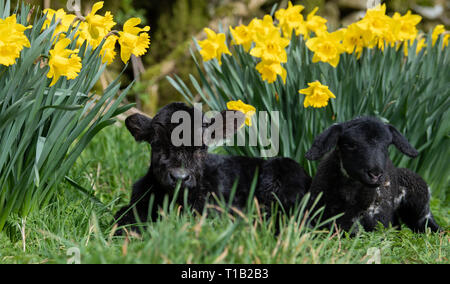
[343,143,356,150]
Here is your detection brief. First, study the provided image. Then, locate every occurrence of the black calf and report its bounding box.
[114,102,311,233]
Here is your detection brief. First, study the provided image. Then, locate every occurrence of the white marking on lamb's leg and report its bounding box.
[394,187,406,207]
[367,203,381,218]
[376,187,381,197]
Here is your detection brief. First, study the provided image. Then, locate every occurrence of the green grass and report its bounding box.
[0,125,448,264]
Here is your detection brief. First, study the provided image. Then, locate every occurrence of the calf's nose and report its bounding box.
[367,168,383,180]
[169,168,191,182]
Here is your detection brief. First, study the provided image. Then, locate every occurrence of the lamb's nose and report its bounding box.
[367,168,383,180]
[170,168,190,182]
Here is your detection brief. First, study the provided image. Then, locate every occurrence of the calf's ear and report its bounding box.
[388,124,418,158]
[125,113,153,142]
[305,124,342,160]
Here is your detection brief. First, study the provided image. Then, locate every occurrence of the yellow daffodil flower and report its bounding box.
[415,36,426,54]
[43,8,77,35]
[250,29,290,63]
[47,38,82,86]
[229,24,253,52]
[299,81,336,108]
[255,60,287,84]
[356,4,395,50]
[392,11,421,42]
[0,14,32,66]
[303,7,328,39]
[198,28,231,65]
[306,30,344,67]
[118,17,150,64]
[275,1,305,39]
[432,25,445,46]
[226,100,256,127]
[248,15,280,43]
[100,35,118,65]
[342,23,372,59]
[85,2,115,42]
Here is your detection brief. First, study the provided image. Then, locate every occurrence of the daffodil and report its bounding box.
[415,36,426,54]
[392,11,421,42]
[342,23,371,58]
[250,29,290,63]
[100,35,118,65]
[229,24,253,51]
[306,30,344,67]
[118,17,150,64]
[0,14,32,66]
[299,81,336,108]
[226,100,256,127]
[43,8,77,35]
[248,15,280,43]
[255,60,287,84]
[47,38,82,86]
[303,7,328,39]
[432,25,445,46]
[84,1,115,46]
[198,28,231,65]
[357,4,395,50]
[275,1,305,39]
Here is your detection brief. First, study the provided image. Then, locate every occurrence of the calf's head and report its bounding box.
[125,102,245,191]
[305,117,418,187]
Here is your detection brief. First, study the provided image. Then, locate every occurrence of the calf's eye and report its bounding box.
[343,143,357,150]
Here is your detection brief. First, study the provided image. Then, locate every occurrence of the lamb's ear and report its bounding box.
[203,110,245,145]
[125,113,153,142]
[388,124,418,158]
[305,124,342,160]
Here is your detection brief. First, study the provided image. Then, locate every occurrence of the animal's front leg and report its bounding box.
[114,172,164,235]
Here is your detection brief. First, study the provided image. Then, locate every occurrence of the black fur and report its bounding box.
[306,117,440,233]
[114,102,311,233]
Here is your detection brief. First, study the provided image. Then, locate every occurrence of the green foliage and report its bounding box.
[169,31,450,201]
[0,0,132,232]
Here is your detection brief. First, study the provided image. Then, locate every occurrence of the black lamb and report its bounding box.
[305,116,440,233]
[114,102,311,232]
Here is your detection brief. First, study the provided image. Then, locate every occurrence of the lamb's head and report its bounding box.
[305,117,418,187]
[125,102,245,191]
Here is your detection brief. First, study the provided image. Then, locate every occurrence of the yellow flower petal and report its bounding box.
[226,100,256,127]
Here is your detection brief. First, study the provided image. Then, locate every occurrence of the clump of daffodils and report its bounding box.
[44,1,150,64]
[0,1,153,89]
[196,2,448,109]
[198,2,448,84]
[38,1,151,86]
